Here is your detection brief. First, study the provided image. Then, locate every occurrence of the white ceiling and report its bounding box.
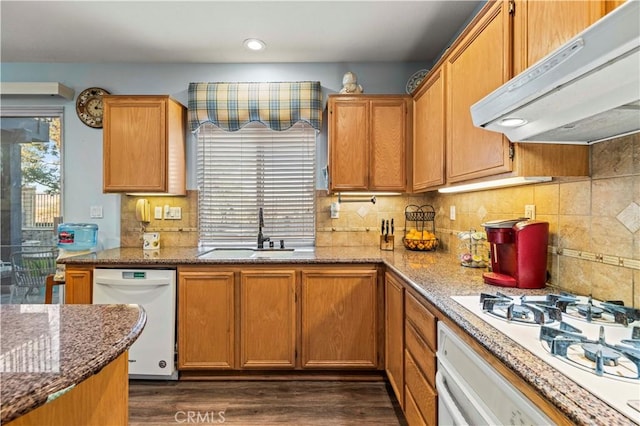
[0,1,483,64]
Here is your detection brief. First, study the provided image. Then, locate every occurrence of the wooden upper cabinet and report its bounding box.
[328,95,409,192]
[103,95,186,195]
[513,0,619,74]
[412,66,445,192]
[445,0,513,183]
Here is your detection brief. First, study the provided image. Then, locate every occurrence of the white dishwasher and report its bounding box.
[93,268,177,380]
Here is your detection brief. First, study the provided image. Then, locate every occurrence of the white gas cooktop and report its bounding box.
[452,294,640,423]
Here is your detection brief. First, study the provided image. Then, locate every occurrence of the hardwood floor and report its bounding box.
[129,380,407,425]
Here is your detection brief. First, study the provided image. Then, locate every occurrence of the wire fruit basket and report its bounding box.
[403,205,438,251]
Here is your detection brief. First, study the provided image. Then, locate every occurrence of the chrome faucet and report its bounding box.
[257,207,270,249]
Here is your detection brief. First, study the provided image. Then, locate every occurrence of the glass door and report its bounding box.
[1,108,63,303]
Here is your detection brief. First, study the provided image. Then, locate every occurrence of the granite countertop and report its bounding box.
[0,304,146,424]
[59,246,634,425]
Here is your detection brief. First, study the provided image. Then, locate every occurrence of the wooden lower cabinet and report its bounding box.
[178,269,235,369]
[240,269,296,368]
[64,266,93,304]
[404,350,437,426]
[404,292,438,425]
[385,272,438,426]
[301,268,379,368]
[385,272,405,407]
[177,265,380,372]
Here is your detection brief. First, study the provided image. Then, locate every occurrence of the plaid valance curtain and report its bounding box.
[188,81,322,132]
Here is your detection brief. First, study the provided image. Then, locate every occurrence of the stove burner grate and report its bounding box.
[541,324,640,380]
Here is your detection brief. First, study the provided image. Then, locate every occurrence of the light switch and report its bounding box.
[169,207,182,219]
[90,205,103,218]
[154,206,163,220]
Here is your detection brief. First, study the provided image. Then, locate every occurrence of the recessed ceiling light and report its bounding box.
[243,38,266,51]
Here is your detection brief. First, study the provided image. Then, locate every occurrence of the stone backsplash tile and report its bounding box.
[420,134,639,305]
[559,180,591,215]
[118,135,638,305]
[592,132,637,178]
[592,262,633,306]
[120,191,198,248]
[557,256,592,295]
[592,176,634,218]
[558,215,592,251]
[590,216,634,259]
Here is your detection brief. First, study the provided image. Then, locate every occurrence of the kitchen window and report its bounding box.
[197,121,316,247]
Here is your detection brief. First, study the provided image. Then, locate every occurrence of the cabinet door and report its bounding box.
[328,98,369,191]
[446,0,512,182]
[301,268,378,368]
[64,267,93,304]
[370,99,407,191]
[515,1,607,73]
[178,271,235,369]
[385,272,405,407]
[103,97,167,192]
[240,270,296,368]
[412,67,445,192]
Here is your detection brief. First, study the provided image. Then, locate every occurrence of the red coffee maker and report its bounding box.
[482,219,549,289]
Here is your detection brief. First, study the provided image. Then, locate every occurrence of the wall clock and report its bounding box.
[76,87,110,128]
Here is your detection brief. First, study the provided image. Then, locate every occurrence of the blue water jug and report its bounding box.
[57,223,98,251]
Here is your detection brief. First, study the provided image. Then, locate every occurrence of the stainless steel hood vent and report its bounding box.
[471,0,640,145]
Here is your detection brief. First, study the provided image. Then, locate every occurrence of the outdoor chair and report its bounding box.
[10,249,58,303]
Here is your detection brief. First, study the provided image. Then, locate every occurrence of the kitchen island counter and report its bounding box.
[59,246,635,425]
[0,304,146,424]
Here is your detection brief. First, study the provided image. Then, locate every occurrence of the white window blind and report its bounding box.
[197,122,316,247]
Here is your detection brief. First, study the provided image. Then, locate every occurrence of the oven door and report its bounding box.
[436,322,552,426]
[435,368,471,425]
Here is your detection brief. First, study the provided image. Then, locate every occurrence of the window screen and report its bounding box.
[197,121,316,247]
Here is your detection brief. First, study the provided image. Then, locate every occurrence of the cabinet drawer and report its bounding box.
[405,292,437,351]
[405,349,437,426]
[405,321,436,389]
[404,385,427,426]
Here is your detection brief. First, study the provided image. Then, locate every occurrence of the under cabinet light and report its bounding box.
[336,192,401,205]
[437,177,552,194]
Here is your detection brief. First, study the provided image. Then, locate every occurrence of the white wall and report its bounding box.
[1,61,425,248]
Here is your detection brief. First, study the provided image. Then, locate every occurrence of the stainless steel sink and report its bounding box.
[197,248,255,259]
[251,248,295,258]
[197,247,303,259]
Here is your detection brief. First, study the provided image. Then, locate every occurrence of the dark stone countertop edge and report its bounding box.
[59,247,634,425]
[0,305,147,424]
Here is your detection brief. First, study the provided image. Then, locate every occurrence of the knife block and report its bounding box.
[380,235,394,251]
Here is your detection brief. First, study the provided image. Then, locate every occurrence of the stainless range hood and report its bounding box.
[471,0,640,145]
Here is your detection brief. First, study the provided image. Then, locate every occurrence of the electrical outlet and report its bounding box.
[450,205,456,221]
[525,204,536,220]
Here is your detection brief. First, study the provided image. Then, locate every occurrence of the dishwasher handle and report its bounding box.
[94,278,170,287]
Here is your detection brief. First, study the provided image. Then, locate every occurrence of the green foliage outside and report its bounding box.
[21,118,61,194]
